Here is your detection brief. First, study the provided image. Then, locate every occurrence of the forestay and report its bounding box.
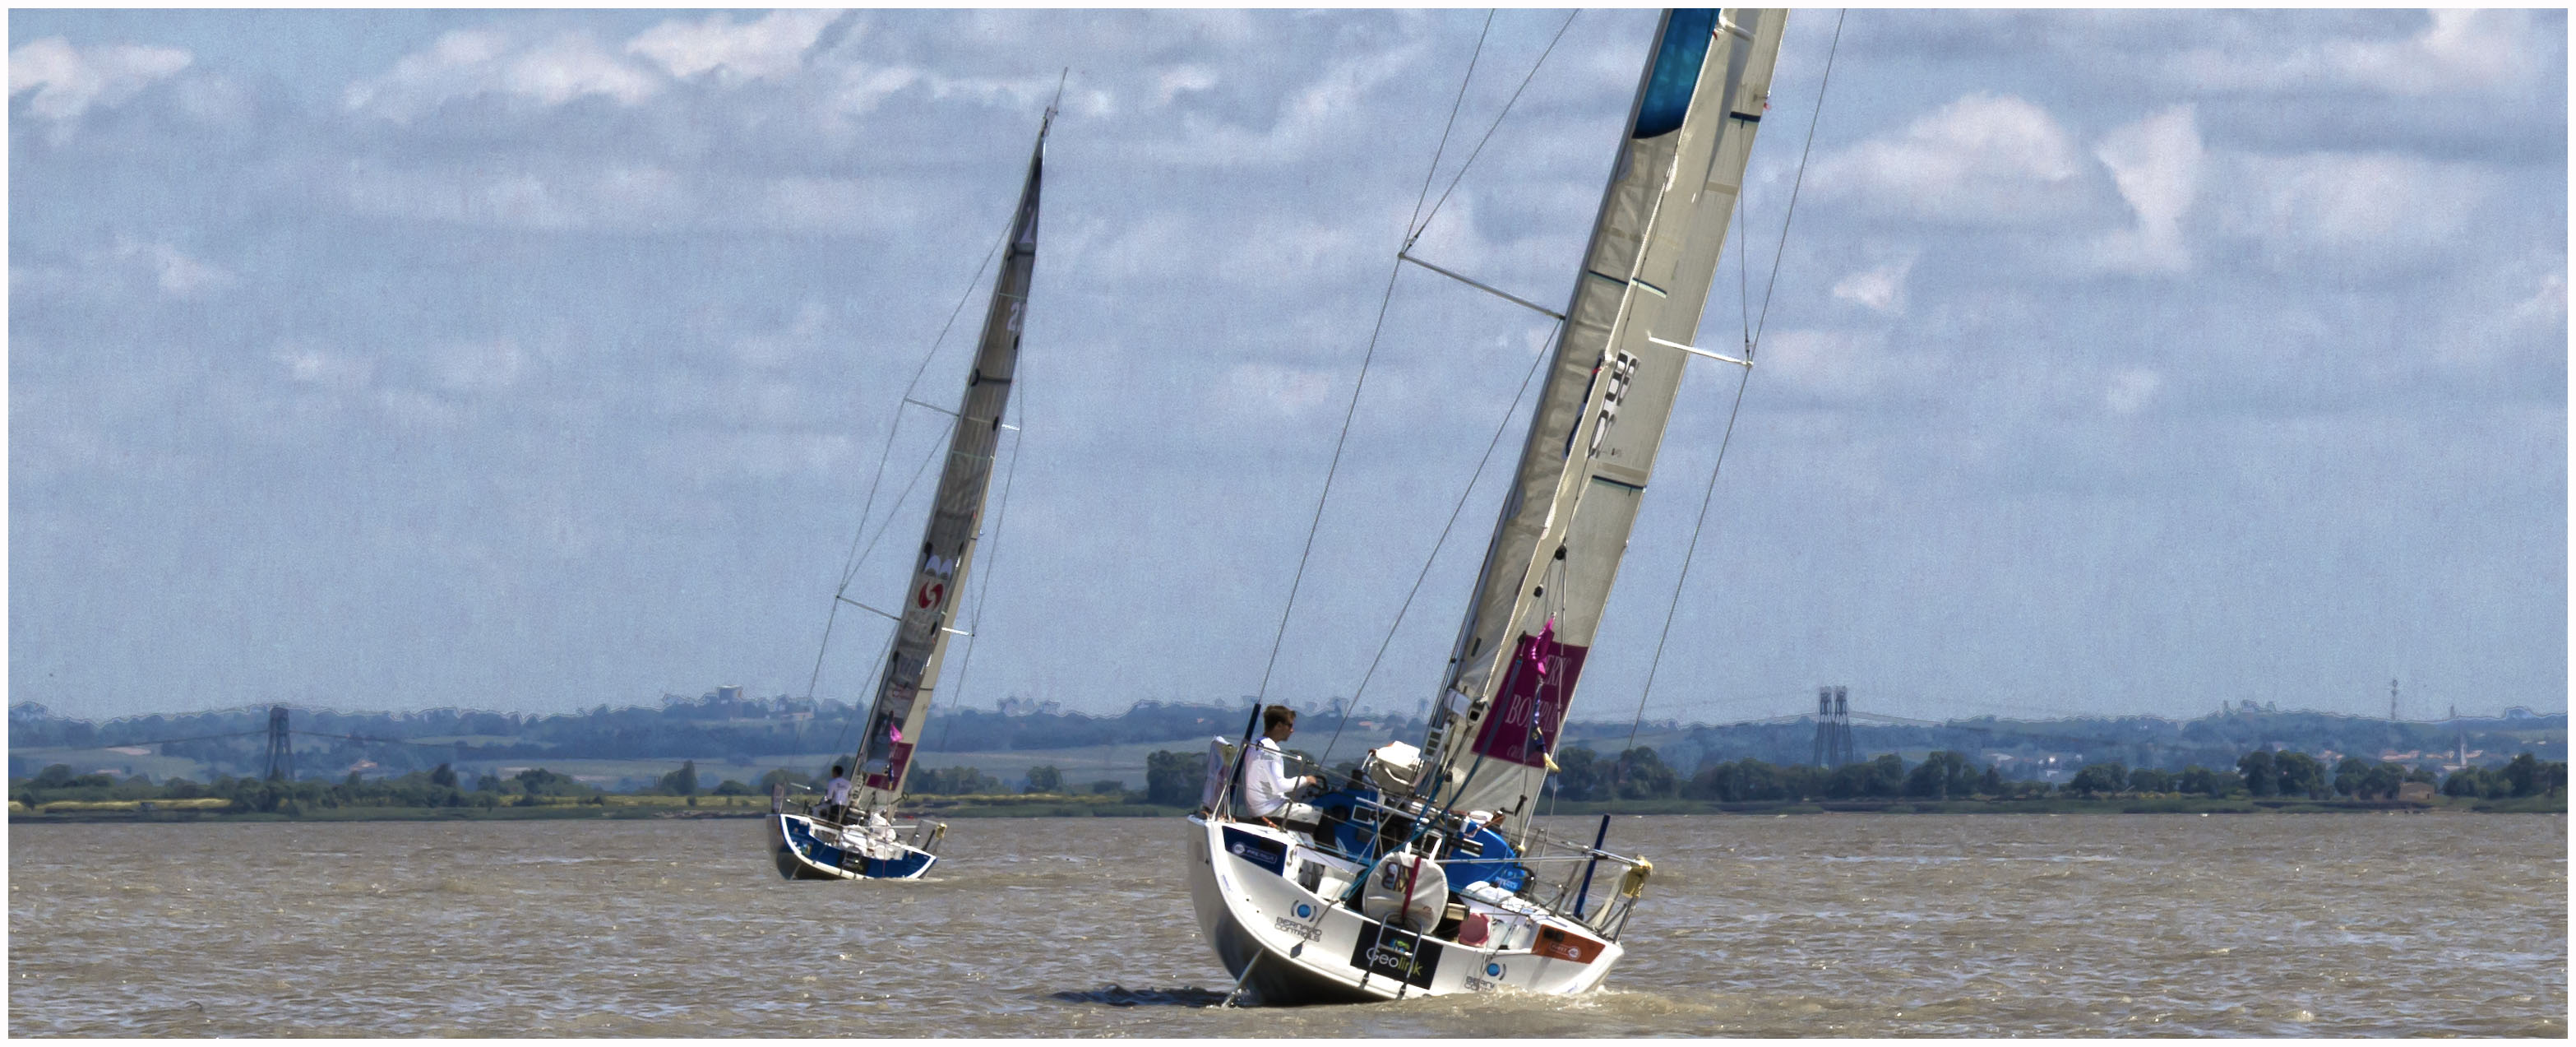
[847,114,1050,813]
[1417,10,1787,838]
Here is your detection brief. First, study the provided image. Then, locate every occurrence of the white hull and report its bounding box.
[1182,815,1622,1005]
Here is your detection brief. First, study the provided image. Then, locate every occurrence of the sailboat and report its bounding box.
[768,101,1053,882]
[1184,9,1786,999]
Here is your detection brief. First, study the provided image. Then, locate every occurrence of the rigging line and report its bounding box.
[1749,9,1843,348]
[1616,358,1751,762]
[1406,10,1496,237]
[1299,12,1502,739]
[941,369,1029,721]
[1408,8,1580,247]
[804,217,1012,710]
[287,730,462,749]
[1318,317,1561,771]
[821,622,904,771]
[801,428,951,713]
[1253,16,1528,708]
[1252,259,1405,706]
[836,223,1013,596]
[1619,11,1845,761]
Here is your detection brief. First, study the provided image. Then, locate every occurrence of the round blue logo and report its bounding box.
[1486,962,1503,977]
[1295,903,1313,919]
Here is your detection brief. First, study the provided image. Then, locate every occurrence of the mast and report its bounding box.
[1413,10,1786,836]
[845,106,1052,813]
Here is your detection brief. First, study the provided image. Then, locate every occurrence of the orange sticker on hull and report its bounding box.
[1533,925,1605,964]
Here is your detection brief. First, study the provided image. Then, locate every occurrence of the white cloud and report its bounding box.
[434,337,528,394]
[627,9,842,86]
[733,303,835,370]
[2509,269,2567,328]
[12,235,234,301]
[1756,327,1922,403]
[1133,33,1432,167]
[2103,368,2162,415]
[2088,105,2203,274]
[274,345,374,391]
[1810,93,2086,225]
[1155,64,1219,107]
[117,236,235,296]
[8,37,192,136]
[2171,10,2551,98]
[2222,151,2492,267]
[1830,253,1917,314]
[345,28,661,120]
[1214,361,1339,419]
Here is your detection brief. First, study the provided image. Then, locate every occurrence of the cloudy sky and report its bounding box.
[11,9,2565,727]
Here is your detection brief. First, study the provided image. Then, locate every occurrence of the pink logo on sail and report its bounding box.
[1472,625,1586,768]
[890,724,904,744]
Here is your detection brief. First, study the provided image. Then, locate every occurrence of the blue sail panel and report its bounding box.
[1632,10,1718,139]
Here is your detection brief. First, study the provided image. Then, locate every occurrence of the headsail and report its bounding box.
[1417,10,1787,836]
[846,110,1051,813]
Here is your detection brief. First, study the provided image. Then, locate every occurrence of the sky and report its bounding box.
[9,8,2566,726]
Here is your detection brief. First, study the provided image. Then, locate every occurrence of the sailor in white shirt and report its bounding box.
[1243,705,1322,826]
[821,764,853,820]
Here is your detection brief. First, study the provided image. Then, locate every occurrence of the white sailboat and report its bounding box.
[1184,9,1787,1000]
[769,102,1053,882]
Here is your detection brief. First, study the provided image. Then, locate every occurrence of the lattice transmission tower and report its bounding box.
[263,706,294,781]
[1811,686,1854,767]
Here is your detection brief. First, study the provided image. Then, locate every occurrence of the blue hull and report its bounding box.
[769,813,938,881]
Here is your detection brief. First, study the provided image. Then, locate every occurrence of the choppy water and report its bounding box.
[8,813,2564,1035]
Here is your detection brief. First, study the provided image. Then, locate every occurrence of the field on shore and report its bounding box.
[11,790,2560,824]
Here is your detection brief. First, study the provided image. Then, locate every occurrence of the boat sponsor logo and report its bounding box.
[1295,903,1314,920]
[1350,922,1441,989]
[1270,915,1322,943]
[1533,925,1606,965]
[1473,636,1587,768]
[1219,827,1286,876]
[1589,350,1639,456]
[1486,961,1505,978]
[917,580,945,609]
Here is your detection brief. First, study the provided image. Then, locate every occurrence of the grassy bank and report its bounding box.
[12,790,2560,824]
[6,790,1197,824]
[1539,794,2565,816]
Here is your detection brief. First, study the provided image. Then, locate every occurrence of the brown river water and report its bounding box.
[8,813,2564,1036]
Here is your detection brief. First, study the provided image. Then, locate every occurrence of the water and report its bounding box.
[9,813,2563,1035]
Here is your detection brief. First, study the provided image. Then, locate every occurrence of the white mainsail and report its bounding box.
[1417,10,1787,836]
[845,112,1050,814]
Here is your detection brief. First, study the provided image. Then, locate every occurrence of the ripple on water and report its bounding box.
[7,814,2564,1036]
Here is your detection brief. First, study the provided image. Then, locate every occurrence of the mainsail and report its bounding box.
[845,111,1050,814]
[1417,10,1787,836]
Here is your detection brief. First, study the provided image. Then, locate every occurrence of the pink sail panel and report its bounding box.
[865,741,916,792]
[1470,630,1589,768]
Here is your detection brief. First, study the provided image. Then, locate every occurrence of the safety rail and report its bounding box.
[1237,782,1650,938]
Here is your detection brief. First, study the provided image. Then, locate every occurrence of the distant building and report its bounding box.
[2396,781,2436,802]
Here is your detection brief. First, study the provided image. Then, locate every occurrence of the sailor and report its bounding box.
[1243,705,1322,828]
[821,764,853,822]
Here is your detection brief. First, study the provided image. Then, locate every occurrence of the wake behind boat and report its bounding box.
[1182,8,1787,1001]
[770,95,1056,883]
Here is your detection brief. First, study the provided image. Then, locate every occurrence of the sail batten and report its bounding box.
[844,115,1050,813]
[1417,10,1787,837]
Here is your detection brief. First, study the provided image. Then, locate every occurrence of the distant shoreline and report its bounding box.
[9,792,2562,824]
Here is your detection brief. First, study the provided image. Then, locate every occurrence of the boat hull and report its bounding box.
[769,813,937,881]
[1182,815,1621,1005]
